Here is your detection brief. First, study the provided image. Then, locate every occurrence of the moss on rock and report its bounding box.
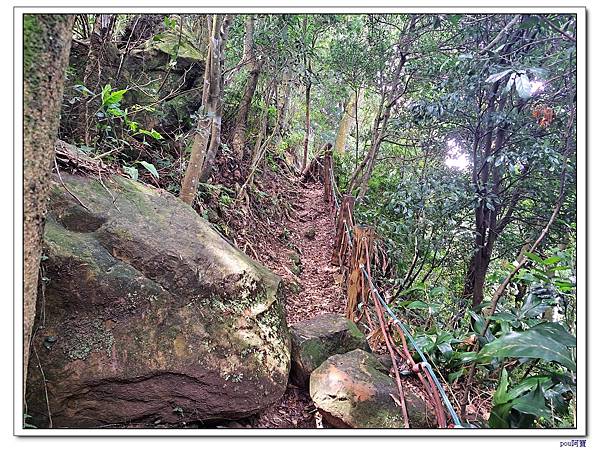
[309,349,436,428]
[290,313,369,386]
[25,173,291,428]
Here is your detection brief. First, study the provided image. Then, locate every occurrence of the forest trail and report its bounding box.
[252,180,345,428]
[277,182,345,324]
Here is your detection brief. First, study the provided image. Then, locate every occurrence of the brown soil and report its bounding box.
[270,182,345,325]
[237,179,345,428]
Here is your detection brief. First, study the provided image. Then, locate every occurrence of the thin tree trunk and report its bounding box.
[354,86,361,173]
[273,69,293,148]
[232,16,263,160]
[200,14,233,182]
[201,16,212,107]
[302,79,311,171]
[462,86,507,308]
[237,86,274,194]
[23,13,75,394]
[232,62,262,158]
[347,51,406,199]
[180,14,222,204]
[347,96,382,194]
[334,90,359,155]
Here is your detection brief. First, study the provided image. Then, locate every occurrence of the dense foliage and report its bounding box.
[57,13,577,428]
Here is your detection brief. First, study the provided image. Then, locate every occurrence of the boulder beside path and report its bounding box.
[25,174,291,428]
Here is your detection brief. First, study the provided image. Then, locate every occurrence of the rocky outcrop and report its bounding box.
[290,313,369,386]
[309,349,435,428]
[25,174,291,428]
[60,28,205,144]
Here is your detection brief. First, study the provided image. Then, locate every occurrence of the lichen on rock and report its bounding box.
[290,313,370,387]
[309,349,435,428]
[25,173,291,428]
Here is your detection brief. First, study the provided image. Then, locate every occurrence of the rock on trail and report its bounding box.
[310,349,436,428]
[290,313,370,387]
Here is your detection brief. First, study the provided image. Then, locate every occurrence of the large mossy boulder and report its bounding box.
[290,313,369,386]
[25,174,291,428]
[309,349,435,428]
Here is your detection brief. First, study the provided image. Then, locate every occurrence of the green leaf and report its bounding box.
[448,368,465,383]
[485,69,513,84]
[103,89,127,106]
[406,300,430,310]
[543,256,562,265]
[128,120,139,132]
[490,312,518,323]
[137,128,164,140]
[506,376,552,401]
[529,322,576,348]
[515,73,532,99]
[437,341,453,356]
[489,402,512,428]
[448,14,462,26]
[469,310,485,335]
[123,165,138,181]
[520,293,550,318]
[493,368,510,405]
[412,334,436,354]
[106,106,124,117]
[453,351,478,364]
[512,381,550,418]
[478,328,576,371]
[429,286,447,296]
[164,16,177,29]
[101,84,112,104]
[139,161,159,179]
[524,251,544,265]
[150,129,163,140]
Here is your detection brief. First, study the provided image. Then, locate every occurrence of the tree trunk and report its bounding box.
[241,14,255,65]
[348,53,406,200]
[240,86,274,192]
[462,243,492,309]
[356,56,406,201]
[462,87,510,309]
[273,69,293,148]
[179,14,221,205]
[23,13,75,392]
[232,15,263,161]
[200,15,233,182]
[302,80,311,171]
[333,90,359,155]
[347,92,384,194]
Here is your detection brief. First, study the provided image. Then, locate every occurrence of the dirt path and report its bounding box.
[278,182,345,324]
[250,181,345,428]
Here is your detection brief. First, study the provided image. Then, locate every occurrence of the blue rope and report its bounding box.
[330,169,340,210]
[328,168,462,427]
[360,265,462,427]
[344,221,353,247]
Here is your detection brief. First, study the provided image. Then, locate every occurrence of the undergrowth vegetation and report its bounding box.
[45,12,578,428]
